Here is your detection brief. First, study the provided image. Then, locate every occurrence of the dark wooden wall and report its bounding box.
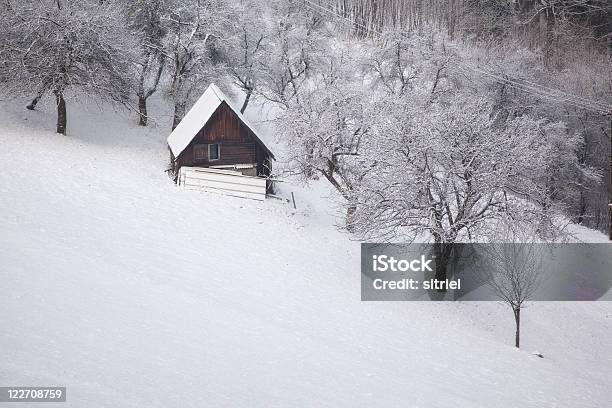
[176,102,271,175]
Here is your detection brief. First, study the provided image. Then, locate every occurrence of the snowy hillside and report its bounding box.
[1,98,611,408]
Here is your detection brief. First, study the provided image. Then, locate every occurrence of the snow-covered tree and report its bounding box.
[164,0,231,129]
[509,118,602,238]
[365,31,426,96]
[275,54,377,217]
[257,2,326,108]
[124,0,169,126]
[347,92,587,278]
[0,0,134,134]
[221,0,269,113]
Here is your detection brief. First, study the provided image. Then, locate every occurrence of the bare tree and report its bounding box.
[477,225,545,348]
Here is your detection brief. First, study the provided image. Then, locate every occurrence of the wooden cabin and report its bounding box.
[167,83,275,178]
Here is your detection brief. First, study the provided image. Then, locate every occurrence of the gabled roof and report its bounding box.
[167,83,275,159]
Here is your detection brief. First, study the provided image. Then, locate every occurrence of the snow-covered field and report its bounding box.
[1,97,611,407]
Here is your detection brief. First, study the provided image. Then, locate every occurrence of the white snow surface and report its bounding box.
[1,96,611,407]
[166,83,274,159]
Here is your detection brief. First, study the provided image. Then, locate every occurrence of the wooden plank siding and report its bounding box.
[176,101,271,174]
[189,142,257,167]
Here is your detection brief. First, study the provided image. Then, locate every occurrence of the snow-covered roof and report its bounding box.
[167,83,274,159]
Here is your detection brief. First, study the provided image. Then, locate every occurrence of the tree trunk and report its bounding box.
[513,307,521,348]
[138,95,148,126]
[240,88,252,114]
[346,205,357,232]
[539,7,552,61]
[433,239,451,289]
[54,90,67,135]
[577,190,586,225]
[172,103,185,130]
[26,95,42,111]
[27,85,49,111]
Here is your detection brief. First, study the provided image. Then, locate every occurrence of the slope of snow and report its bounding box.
[1,96,611,407]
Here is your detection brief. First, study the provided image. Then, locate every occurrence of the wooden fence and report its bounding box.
[177,166,267,201]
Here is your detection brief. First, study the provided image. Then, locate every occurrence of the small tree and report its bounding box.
[477,225,545,348]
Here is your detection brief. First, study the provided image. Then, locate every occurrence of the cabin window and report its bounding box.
[208,143,220,161]
[193,144,207,162]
